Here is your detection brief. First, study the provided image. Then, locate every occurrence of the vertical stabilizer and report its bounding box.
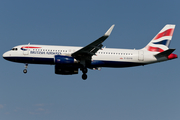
[142,24,175,52]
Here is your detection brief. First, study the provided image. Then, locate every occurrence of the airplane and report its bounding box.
[3,24,178,80]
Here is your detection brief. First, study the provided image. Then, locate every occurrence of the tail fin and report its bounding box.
[142,24,175,52]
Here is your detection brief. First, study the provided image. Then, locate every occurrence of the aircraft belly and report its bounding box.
[91,54,142,67]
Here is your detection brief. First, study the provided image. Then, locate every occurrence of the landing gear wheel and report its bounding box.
[82,73,87,80]
[23,63,28,74]
[23,69,27,74]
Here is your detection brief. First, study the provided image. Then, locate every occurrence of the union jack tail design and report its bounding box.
[143,24,175,52]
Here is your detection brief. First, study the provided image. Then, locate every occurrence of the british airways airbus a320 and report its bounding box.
[3,24,178,80]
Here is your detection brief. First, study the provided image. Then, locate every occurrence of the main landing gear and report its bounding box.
[81,67,88,80]
[23,63,28,74]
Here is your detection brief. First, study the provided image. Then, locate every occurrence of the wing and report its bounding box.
[71,24,115,60]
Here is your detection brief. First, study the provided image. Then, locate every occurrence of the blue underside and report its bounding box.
[90,60,143,68]
[3,57,144,68]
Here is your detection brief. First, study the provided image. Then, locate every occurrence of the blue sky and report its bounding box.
[0,0,180,120]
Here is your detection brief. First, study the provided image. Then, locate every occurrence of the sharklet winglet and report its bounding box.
[104,24,115,36]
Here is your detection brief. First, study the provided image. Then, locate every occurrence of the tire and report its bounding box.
[23,69,27,74]
[82,74,87,80]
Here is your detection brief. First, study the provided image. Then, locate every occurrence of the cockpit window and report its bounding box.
[11,48,18,51]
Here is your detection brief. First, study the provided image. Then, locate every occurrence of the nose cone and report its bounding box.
[2,51,10,60]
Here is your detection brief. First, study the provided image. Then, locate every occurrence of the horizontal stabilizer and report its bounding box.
[154,49,175,58]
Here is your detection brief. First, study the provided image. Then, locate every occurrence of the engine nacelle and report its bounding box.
[54,55,77,64]
[55,65,78,75]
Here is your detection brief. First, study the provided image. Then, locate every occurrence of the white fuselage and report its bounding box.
[3,44,162,68]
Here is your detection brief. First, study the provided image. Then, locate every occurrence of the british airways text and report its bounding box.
[30,51,62,55]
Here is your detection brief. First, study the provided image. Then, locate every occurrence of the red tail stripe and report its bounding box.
[154,29,174,40]
[147,46,164,52]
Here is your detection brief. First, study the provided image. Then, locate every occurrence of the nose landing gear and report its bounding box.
[23,63,28,74]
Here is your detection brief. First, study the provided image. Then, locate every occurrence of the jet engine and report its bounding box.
[54,55,79,75]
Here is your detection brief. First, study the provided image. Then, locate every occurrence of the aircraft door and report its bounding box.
[23,48,29,55]
[23,44,30,55]
[138,50,144,61]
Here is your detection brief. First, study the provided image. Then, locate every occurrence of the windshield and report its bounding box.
[11,48,18,51]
